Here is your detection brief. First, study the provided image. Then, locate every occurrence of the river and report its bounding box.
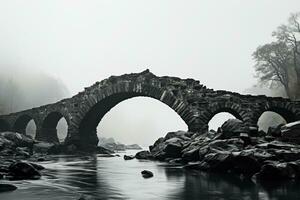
[0,150,299,200]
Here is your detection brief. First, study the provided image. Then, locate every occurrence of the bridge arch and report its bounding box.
[0,119,10,132]
[201,102,249,125]
[36,111,69,143]
[13,114,36,135]
[254,102,300,125]
[74,82,195,147]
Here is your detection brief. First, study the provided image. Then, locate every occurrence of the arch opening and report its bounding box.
[25,119,36,139]
[41,112,68,143]
[13,115,34,135]
[208,112,238,131]
[0,119,10,132]
[79,93,188,147]
[257,111,287,133]
[265,107,296,123]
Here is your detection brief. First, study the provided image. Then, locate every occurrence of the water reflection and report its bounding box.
[1,152,300,200]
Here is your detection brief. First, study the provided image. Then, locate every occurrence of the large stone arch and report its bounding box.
[0,119,10,132]
[72,81,195,147]
[36,111,70,143]
[13,114,36,135]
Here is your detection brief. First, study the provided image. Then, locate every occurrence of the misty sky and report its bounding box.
[0,1,299,145]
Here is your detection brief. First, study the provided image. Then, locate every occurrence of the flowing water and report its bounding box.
[0,150,299,200]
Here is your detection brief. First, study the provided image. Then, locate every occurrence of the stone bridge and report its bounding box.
[0,70,300,148]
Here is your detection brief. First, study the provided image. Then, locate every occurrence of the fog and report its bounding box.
[0,0,299,145]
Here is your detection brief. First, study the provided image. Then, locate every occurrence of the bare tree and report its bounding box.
[253,12,300,100]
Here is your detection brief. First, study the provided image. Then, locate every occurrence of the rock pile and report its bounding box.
[135,119,300,181]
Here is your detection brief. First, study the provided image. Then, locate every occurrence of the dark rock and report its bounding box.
[203,153,233,172]
[8,162,41,180]
[29,163,45,170]
[254,161,293,180]
[135,151,153,160]
[182,147,200,162]
[0,132,34,147]
[164,141,182,158]
[0,184,17,193]
[208,138,244,153]
[220,119,250,139]
[230,154,261,175]
[281,121,300,144]
[123,155,135,160]
[168,158,183,165]
[96,146,115,154]
[141,170,153,178]
[37,157,46,162]
[267,124,284,137]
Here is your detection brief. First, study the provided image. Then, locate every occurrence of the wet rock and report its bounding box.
[135,151,153,160]
[220,119,250,139]
[8,162,41,180]
[253,161,297,180]
[141,170,153,178]
[96,146,115,154]
[182,147,201,162]
[281,121,300,144]
[168,158,183,165]
[0,184,17,193]
[164,131,193,141]
[230,154,261,175]
[0,132,34,147]
[208,138,244,153]
[203,153,233,172]
[29,163,45,170]
[123,155,135,160]
[267,124,284,137]
[164,141,182,158]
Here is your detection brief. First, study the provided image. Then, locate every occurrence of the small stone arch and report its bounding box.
[13,114,36,135]
[258,101,300,124]
[201,102,248,125]
[36,111,69,143]
[0,119,10,132]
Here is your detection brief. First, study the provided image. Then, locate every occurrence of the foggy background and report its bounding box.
[0,0,298,145]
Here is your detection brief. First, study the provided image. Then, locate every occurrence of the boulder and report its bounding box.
[164,142,182,158]
[267,124,284,137]
[182,146,201,162]
[164,131,192,141]
[123,155,135,160]
[141,170,153,178]
[0,135,15,151]
[281,121,300,144]
[0,184,17,193]
[253,161,296,180]
[8,162,41,180]
[135,151,153,160]
[203,153,233,172]
[96,146,115,154]
[0,132,34,147]
[220,119,250,139]
[208,138,244,153]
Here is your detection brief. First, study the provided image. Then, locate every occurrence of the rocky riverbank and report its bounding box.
[132,119,300,181]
